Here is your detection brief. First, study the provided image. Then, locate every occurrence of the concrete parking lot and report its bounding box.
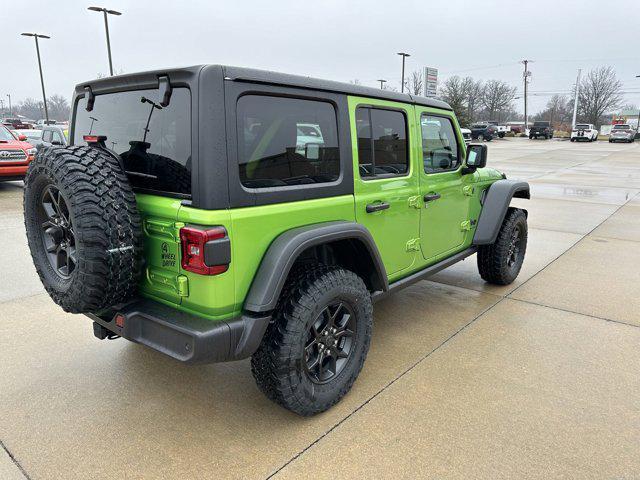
[1,138,639,479]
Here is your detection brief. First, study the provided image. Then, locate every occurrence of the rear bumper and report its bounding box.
[87,299,271,364]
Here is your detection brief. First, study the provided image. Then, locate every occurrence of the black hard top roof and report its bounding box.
[75,64,452,111]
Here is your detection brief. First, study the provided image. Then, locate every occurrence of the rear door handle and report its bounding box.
[423,193,441,202]
[366,202,390,213]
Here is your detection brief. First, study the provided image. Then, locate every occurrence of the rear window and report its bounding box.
[576,124,590,129]
[613,125,630,129]
[73,88,192,196]
[533,122,549,127]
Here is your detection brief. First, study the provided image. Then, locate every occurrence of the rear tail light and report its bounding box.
[179,226,229,275]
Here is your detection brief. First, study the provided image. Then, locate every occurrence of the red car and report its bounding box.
[0,125,36,181]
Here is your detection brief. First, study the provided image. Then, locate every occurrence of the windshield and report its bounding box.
[73,88,192,196]
[0,126,15,141]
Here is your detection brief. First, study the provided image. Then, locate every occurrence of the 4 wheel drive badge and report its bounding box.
[161,242,168,254]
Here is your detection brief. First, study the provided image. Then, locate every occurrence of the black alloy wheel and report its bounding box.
[304,301,356,384]
[39,184,76,278]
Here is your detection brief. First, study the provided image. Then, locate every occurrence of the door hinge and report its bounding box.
[407,195,421,209]
[460,220,472,231]
[406,238,421,252]
[463,185,475,196]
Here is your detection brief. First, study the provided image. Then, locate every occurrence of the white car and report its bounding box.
[460,128,472,145]
[571,124,598,142]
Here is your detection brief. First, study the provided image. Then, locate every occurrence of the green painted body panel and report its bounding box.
[133,96,503,322]
[228,195,355,314]
[414,106,476,261]
[348,96,420,277]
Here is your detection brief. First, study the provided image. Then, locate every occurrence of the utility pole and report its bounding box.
[377,79,387,89]
[397,52,410,93]
[521,60,532,131]
[571,69,582,130]
[88,6,122,76]
[6,94,11,116]
[21,32,50,122]
[0,100,4,116]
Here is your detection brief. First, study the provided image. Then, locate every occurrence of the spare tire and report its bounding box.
[24,145,142,313]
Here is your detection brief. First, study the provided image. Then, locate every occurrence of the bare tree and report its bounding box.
[17,98,45,120]
[577,66,623,127]
[462,76,483,124]
[440,76,469,125]
[48,94,71,121]
[534,94,572,127]
[403,70,424,96]
[481,80,516,122]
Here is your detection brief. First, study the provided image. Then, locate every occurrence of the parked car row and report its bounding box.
[1,117,68,130]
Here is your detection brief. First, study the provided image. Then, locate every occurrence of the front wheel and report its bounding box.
[251,265,373,416]
[477,208,528,285]
[478,134,485,141]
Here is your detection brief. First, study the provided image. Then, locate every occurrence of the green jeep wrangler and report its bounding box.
[23,65,529,416]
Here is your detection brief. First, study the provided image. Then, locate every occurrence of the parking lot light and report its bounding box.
[21,32,50,122]
[397,53,410,93]
[88,6,122,76]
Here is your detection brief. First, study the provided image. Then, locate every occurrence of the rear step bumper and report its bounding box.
[87,299,271,365]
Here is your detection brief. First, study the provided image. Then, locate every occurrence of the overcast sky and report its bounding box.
[4,0,640,116]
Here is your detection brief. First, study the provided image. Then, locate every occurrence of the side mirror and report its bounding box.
[463,144,487,174]
[18,135,27,141]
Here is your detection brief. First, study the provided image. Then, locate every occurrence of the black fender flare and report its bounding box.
[473,179,530,245]
[243,221,388,313]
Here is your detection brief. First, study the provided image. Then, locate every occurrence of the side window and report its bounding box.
[237,95,340,189]
[421,115,461,173]
[356,107,408,178]
[42,130,53,142]
[54,132,63,144]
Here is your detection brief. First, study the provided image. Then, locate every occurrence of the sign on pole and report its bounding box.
[424,67,438,97]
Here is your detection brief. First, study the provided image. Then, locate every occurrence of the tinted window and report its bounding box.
[421,115,460,173]
[74,88,192,196]
[237,95,339,188]
[356,107,408,178]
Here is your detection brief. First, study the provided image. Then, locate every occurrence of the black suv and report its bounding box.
[529,121,554,140]
[470,123,496,141]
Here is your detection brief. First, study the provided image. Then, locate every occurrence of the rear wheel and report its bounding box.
[477,208,528,285]
[251,265,373,416]
[478,134,485,141]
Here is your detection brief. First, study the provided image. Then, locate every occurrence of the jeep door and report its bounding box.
[416,109,474,261]
[349,97,420,277]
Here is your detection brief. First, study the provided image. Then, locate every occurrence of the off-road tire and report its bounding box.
[24,145,142,313]
[251,264,373,416]
[477,208,528,285]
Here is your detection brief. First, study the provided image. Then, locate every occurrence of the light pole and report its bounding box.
[21,32,50,122]
[397,52,410,93]
[571,69,581,130]
[377,79,387,90]
[6,94,11,116]
[521,59,532,131]
[88,6,122,76]
[635,75,640,136]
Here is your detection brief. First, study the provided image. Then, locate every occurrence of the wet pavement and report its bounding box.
[1,138,639,479]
